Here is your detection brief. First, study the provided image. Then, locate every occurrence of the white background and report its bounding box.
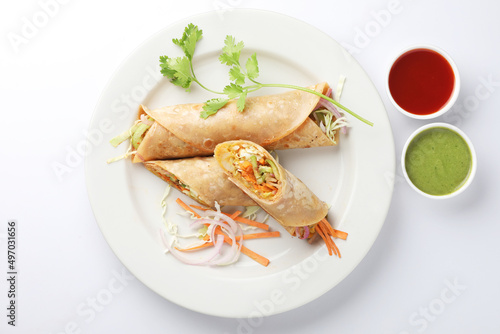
[1,0,499,333]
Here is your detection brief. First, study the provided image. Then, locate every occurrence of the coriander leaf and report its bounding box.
[160,56,194,91]
[219,35,244,66]
[172,23,203,60]
[159,56,177,79]
[229,66,246,85]
[222,35,244,55]
[236,90,247,112]
[201,98,229,118]
[219,53,238,66]
[183,27,202,60]
[245,53,259,80]
[223,83,244,99]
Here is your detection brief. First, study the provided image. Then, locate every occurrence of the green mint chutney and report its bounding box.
[405,127,472,196]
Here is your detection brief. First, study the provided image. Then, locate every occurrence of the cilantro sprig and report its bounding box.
[160,24,221,95]
[159,24,373,126]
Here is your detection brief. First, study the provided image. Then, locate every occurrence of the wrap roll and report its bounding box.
[133,82,338,162]
[145,144,345,256]
[214,140,329,228]
[143,157,255,208]
[214,140,345,257]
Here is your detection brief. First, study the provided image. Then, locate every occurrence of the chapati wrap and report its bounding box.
[214,140,329,228]
[133,82,338,162]
[145,144,344,256]
[143,157,255,208]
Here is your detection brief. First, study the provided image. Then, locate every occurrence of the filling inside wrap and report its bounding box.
[223,142,317,240]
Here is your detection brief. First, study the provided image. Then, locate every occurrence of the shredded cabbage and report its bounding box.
[107,116,153,163]
[242,206,260,219]
[160,186,204,253]
[336,75,346,101]
[314,109,349,145]
[109,121,140,147]
[106,148,137,164]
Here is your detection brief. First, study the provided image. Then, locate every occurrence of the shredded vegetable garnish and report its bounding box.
[106,148,137,164]
[313,109,349,144]
[242,206,260,219]
[315,219,347,257]
[109,122,140,148]
[310,81,350,143]
[160,186,204,253]
[178,200,244,265]
[160,185,171,221]
[160,198,278,266]
[107,116,154,163]
[288,216,347,257]
[336,75,346,102]
[160,185,179,236]
[236,206,261,231]
[295,226,310,240]
[140,114,154,126]
[107,120,143,163]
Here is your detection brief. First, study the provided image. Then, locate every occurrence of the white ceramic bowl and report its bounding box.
[387,45,460,120]
[401,123,476,199]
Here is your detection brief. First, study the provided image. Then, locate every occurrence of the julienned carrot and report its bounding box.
[331,240,341,258]
[177,198,271,266]
[176,198,201,218]
[190,204,210,211]
[188,203,269,231]
[318,220,342,258]
[233,216,269,231]
[215,230,280,241]
[321,221,339,256]
[321,218,348,240]
[179,200,343,259]
[239,231,280,240]
[333,230,348,240]
[316,223,333,256]
[189,205,242,219]
[176,242,214,252]
[240,246,269,266]
[222,235,269,267]
[228,210,242,220]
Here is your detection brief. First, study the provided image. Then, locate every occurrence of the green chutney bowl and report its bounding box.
[401,122,477,199]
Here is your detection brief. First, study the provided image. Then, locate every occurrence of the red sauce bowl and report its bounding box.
[387,45,460,119]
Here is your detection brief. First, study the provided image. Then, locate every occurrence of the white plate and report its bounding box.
[85,9,395,317]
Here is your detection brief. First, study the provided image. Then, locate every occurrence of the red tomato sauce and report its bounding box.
[388,49,455,115]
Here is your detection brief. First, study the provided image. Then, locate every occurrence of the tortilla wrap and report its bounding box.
[133,82,337,162]
[143,157,255,208]
[214,140,329,228]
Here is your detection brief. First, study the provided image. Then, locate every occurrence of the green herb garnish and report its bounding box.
[159,24,373,126]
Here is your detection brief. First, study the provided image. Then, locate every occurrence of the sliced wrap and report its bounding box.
[214,140,329,228]
[133,82,338,162]
[144,144,345,256]
[143,157,255,208]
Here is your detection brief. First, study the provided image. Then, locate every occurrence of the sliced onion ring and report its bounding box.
[303,226,310,239]
[318,99,347,134]
[161,209,243,266]
[161,230,224,266]
[296,226,310,239]
[140,114,154,126]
